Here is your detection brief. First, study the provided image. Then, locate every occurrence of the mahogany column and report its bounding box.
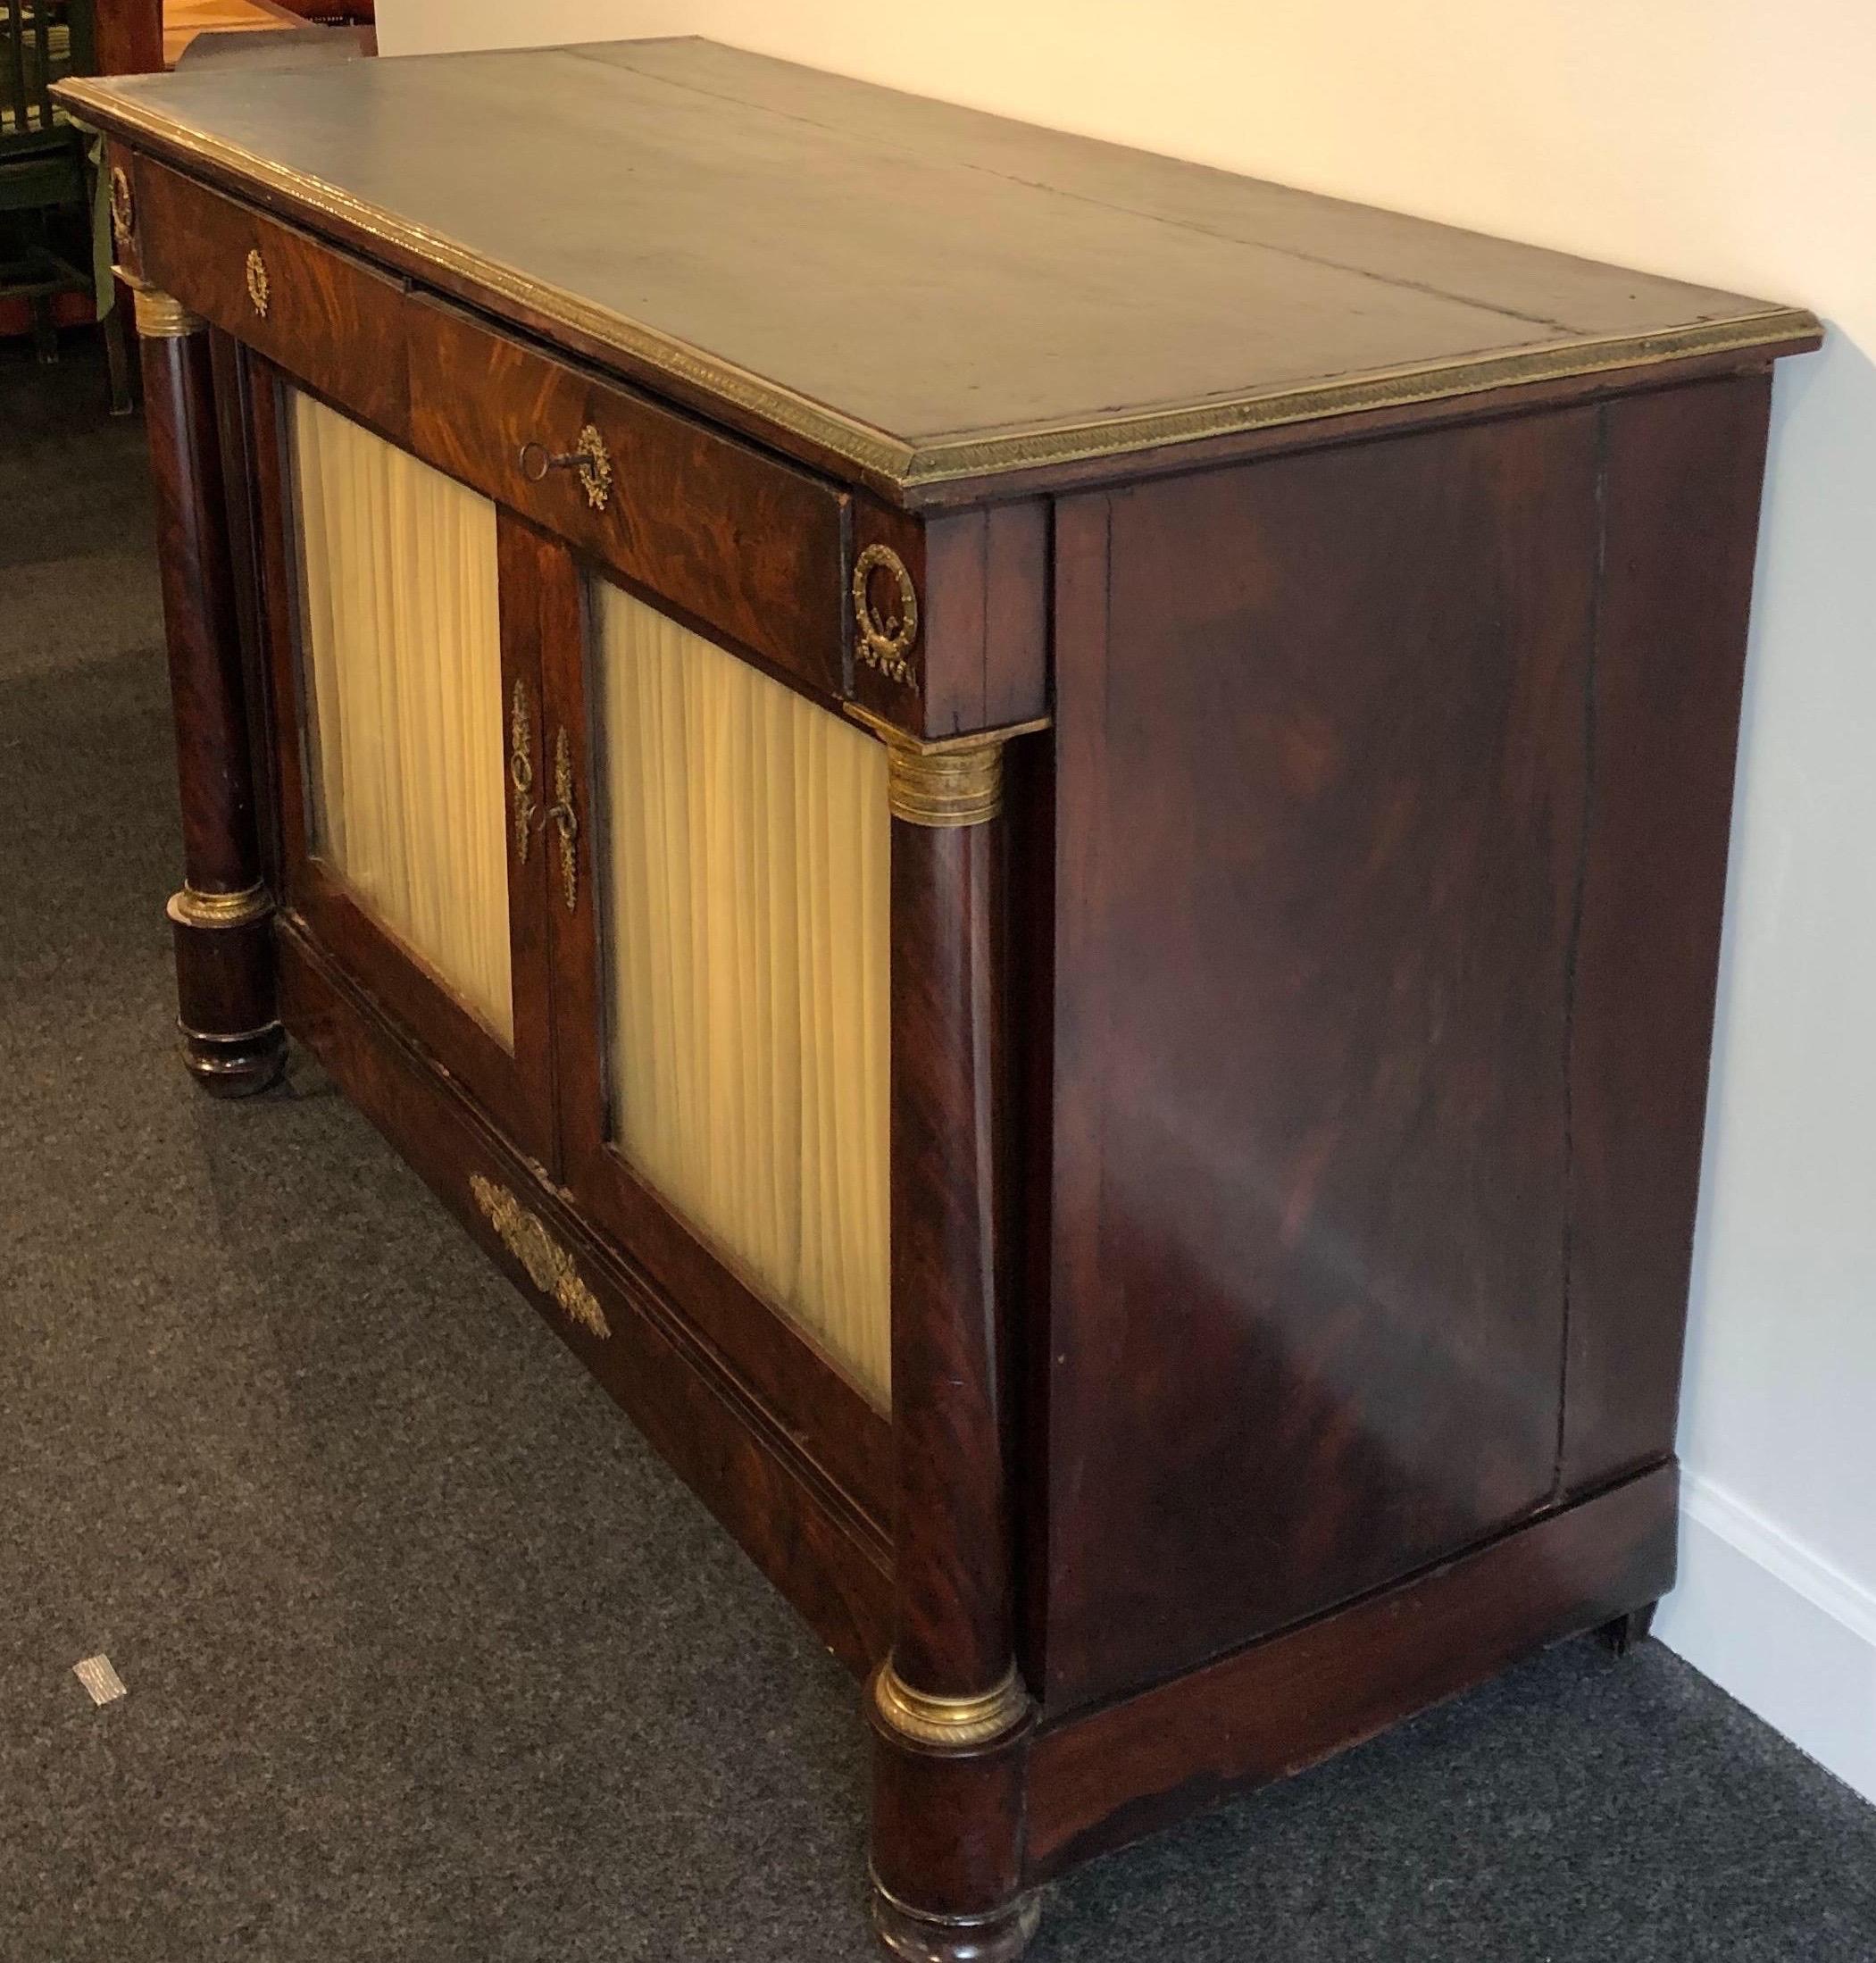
[868,731,1039,1963]
[134,284,286,1096]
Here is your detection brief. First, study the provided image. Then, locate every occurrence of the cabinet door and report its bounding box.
[251,367,556,1165]
[540,562,893,1516]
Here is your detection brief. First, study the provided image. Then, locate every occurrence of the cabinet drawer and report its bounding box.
[407,296,848,698]
[134,159,409,439]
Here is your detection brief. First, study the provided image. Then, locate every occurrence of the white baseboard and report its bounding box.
[1654,1472,1876,1806]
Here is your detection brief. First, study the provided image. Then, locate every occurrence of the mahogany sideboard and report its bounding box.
[60,40,1819,1960]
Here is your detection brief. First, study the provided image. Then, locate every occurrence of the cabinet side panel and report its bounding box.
[1561,374,1772,1490]
[1044,413,1600,1712]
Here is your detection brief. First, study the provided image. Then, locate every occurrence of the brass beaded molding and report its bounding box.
[846,706,1049,829]
[108,165,134,250]
[885,740,1004,828]
[129,283,204,339]
[165,882,271,931]
[872,1662,1031,1750]
[52,81,1819,497]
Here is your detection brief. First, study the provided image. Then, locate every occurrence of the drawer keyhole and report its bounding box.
[517,424,613,511]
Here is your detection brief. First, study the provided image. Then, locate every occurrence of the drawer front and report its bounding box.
[407,296,848,697]
[134,158,409,439]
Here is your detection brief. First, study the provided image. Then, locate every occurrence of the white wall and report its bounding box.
[379,0,1876,1801]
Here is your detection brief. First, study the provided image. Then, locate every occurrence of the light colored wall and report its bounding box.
[374,0,676,54]
[379,0,1876,1801]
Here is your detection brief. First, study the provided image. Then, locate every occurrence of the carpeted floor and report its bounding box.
[3,337,1873,1963]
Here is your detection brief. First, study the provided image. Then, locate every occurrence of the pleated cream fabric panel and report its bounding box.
[289,388,514,1045]
[593,578,892,1401]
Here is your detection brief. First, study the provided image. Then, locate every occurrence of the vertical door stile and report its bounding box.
[531,530,608,1195]
[495,510,579,1177]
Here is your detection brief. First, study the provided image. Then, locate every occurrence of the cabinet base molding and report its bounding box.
[1023,1461,1678,1880]
[275,917,893,1675]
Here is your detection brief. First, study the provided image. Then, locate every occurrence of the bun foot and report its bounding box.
[1596,1600,1658,1658]
[180,1021,287,1098]
[871,1879,1042,1963]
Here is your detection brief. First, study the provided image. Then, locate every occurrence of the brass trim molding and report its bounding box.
[108,164,134,250]
[872,1662,1032,1750]
[48,81,1822,498]
[131,284,204,339]
[845,707,1050,828]
[885,739,1004,829]
[166,881,271,930]
[853,543,920,689]
[470,1174,609,1340]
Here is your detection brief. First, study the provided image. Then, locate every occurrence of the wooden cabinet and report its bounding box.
[247,313,897,1513]
[65,39,1819,1962]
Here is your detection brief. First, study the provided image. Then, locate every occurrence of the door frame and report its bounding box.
[246,355,558,1169]
[537,551,895,1521]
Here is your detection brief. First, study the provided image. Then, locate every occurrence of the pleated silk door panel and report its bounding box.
[254,374,556,1164]
[543,572,894,1518]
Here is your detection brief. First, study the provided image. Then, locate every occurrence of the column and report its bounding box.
[134,285,284,1096]
[868,729,1039,1963]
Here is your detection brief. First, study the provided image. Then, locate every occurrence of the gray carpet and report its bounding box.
[3,337,1873,1963]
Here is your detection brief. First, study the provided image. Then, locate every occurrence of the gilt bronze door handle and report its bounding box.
[539,727,579,911]
[508,679,536,866]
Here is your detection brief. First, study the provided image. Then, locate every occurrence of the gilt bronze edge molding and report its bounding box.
[129,281,205,339]
[845,706,1051,828]
[844,704,1051,756]
[896,307,1827,488]
[166,881,271,930]
[56,81,1821,496]
[871,1661,1033,1750]
[50,85,919,488]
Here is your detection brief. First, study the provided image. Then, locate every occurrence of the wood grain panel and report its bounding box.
[1560,375,1774,1490]
[407,295,848,700]
[1027,1461,1678,1875]
[136,155,408,439]
[1040,413,1603,1712]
